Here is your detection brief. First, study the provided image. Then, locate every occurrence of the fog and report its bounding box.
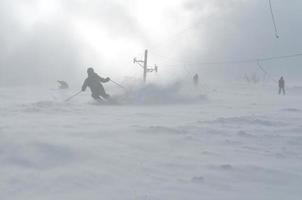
[0,0,301,86]
[2,1,302,199]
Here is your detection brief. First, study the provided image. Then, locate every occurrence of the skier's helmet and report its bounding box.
[87,67,94,75]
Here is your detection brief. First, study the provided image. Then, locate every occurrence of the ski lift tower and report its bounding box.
[133,49,158,83]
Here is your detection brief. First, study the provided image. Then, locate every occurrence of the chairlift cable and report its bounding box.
[269,0,280,38]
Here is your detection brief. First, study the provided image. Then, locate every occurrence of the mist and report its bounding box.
[0,0,301,86]
[2,1,302,199]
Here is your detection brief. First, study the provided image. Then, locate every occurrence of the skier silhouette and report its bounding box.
[278,76,285,95]
[193,73,199,87]
[81,68,110,101]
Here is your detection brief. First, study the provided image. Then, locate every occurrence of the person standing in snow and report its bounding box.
[81,67,111,101]
[278,76,285,95]
[193,73,199,87]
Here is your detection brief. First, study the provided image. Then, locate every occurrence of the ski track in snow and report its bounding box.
[0,85,302,200]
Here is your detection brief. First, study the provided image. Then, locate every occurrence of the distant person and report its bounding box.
[57,80,69,89]
[278,76,285,95]
[81,67,111,101]
[193,73,199,87]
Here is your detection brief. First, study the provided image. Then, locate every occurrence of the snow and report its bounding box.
[1,83,302,200]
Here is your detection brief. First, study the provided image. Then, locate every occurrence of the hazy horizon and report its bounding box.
[1,0,301,86]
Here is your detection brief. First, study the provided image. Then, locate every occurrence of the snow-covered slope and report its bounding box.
[0,84,302,200]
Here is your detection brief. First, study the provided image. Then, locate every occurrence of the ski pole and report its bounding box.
[110,80,128,91]
[64,91,82,102]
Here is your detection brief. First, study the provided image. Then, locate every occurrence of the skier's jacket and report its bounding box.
[82,72,110,97]
[279,79,285,88]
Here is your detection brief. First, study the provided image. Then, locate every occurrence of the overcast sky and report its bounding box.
[0,0,301,85]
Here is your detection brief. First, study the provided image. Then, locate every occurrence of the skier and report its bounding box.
[193,73,199,87]
[81,67,111,101]
[278,76,285,95]
[57,80,69,89]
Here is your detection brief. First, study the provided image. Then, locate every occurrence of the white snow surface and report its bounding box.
[1,83,302,200]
